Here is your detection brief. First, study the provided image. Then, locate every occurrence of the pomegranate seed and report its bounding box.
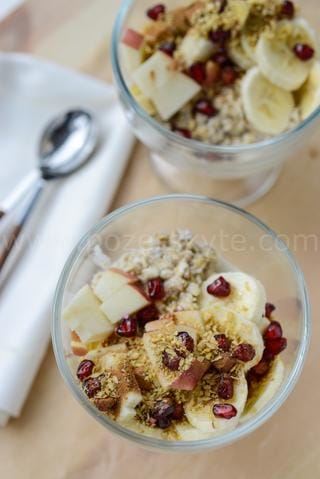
[172,126,192,139]
[83,377,101,398]
[116,316,138,337]
[177,331,195,352]
[263,348,276,362]
[209,28,230,45]
[149,400,174,429]
[146,3,166,20]
[147,277,165,301]
[280,0,295,18]
[213,403,237,420]
[233,343,255,362]
[293,43,315,61]
[159,41,176,56]
[172,403,185,421]
[218,375,234,400]
[214,334,230,352]
[77,360,95,381]
[194,99,218,117]
[162,350,181,370]
[252,359,270,376]
[137,304,159,325]
[188,62,206,84]
[264,321,283,340]
[212,51,231,66]
[265,302,276,319]
[207,276,231,297]
[221,66,238,85]
[264,337,287,356]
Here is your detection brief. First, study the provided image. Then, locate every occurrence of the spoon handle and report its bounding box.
[0,178,46,278]
[0,170,41,222]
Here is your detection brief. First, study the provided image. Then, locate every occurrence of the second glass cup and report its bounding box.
[111,0,320,206]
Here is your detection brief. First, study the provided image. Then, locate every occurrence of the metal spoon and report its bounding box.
[0,109,99,276]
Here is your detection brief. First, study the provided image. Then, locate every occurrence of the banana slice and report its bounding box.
[229,40,254,70]
[299,60,320,120]
[185,372,248,434]
[202,272,267,327]
[175,422,214,441]
[241,31,258,62]
[241,67,294,134]
[241,358,285,422]
[203,306,264,370]
[256,19,316,91]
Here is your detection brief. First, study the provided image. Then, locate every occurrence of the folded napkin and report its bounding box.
[0,0,24,21]
[0,53,135,426]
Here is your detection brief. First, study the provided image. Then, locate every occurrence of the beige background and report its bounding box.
[0,1,319,478]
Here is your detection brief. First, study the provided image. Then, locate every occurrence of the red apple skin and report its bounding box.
[171,360,210,391]
[108,268,138,284]
[122,28,144,50]
[70,331,88,356]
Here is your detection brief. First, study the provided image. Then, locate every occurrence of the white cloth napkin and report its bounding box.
[0,0,24,21]
[0,53,135,426]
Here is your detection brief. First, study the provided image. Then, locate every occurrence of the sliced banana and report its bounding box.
[229,40,254,70]
[241,358,285,422]
[256,19,316,92]
[299,60,320,120]
[241,67,294,134]
[241,31,258,62]
[175,422,214,441]
[185,372,248,434]
[203,305,264,370]
[202,272,267,326]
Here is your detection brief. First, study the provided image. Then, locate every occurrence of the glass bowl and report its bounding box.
[52,195,310,452]
[111,0,320,206]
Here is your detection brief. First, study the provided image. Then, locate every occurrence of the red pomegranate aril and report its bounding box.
[263,348,275,362]
[172,126,192,139]
[252,359,270,376]
[207,276,231,297]
[264,337,287,356]
[172,403,185,421]
[83,377,101,398]
[159,41,176,56]
[218,375,234,400]
[147,277,165,301]
[188,62,206,84]
[212,51,230,66]
[137,304,159,325]
[280,0,295,18]
[221,66,237,85]
[209,28,230,45]
[233,343,255,362]
[265,302,276,319]
[214,334,230,352]
[116,316,138,337]
[213,403,237,420]
[293,43,315,61]
[177,331,195,352]
[150,400,174,429]
[146,3,166,20]
[77,360,95,381]
[194,99,218,117]
[162,350,181,371]
[264,321,283,340]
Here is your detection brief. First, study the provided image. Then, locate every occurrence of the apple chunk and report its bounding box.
[170,359,210,391]
[100,284,151,324]
[179,34,215,66]
[63,285,113,343]
[92,268,137,303]
[122,28,144,50]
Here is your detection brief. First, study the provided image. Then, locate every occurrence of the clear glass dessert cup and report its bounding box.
[111,0,320,207]
[52,195,310,453]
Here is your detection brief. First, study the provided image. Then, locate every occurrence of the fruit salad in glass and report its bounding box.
[63,230,288,441]
[120,0,320,145]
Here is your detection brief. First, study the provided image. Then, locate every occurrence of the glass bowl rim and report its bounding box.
[111,0,320,162]
[52,194,311,452]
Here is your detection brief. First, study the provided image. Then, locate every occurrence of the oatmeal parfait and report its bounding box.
[120,0,320,145]
[63,231,287,441]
